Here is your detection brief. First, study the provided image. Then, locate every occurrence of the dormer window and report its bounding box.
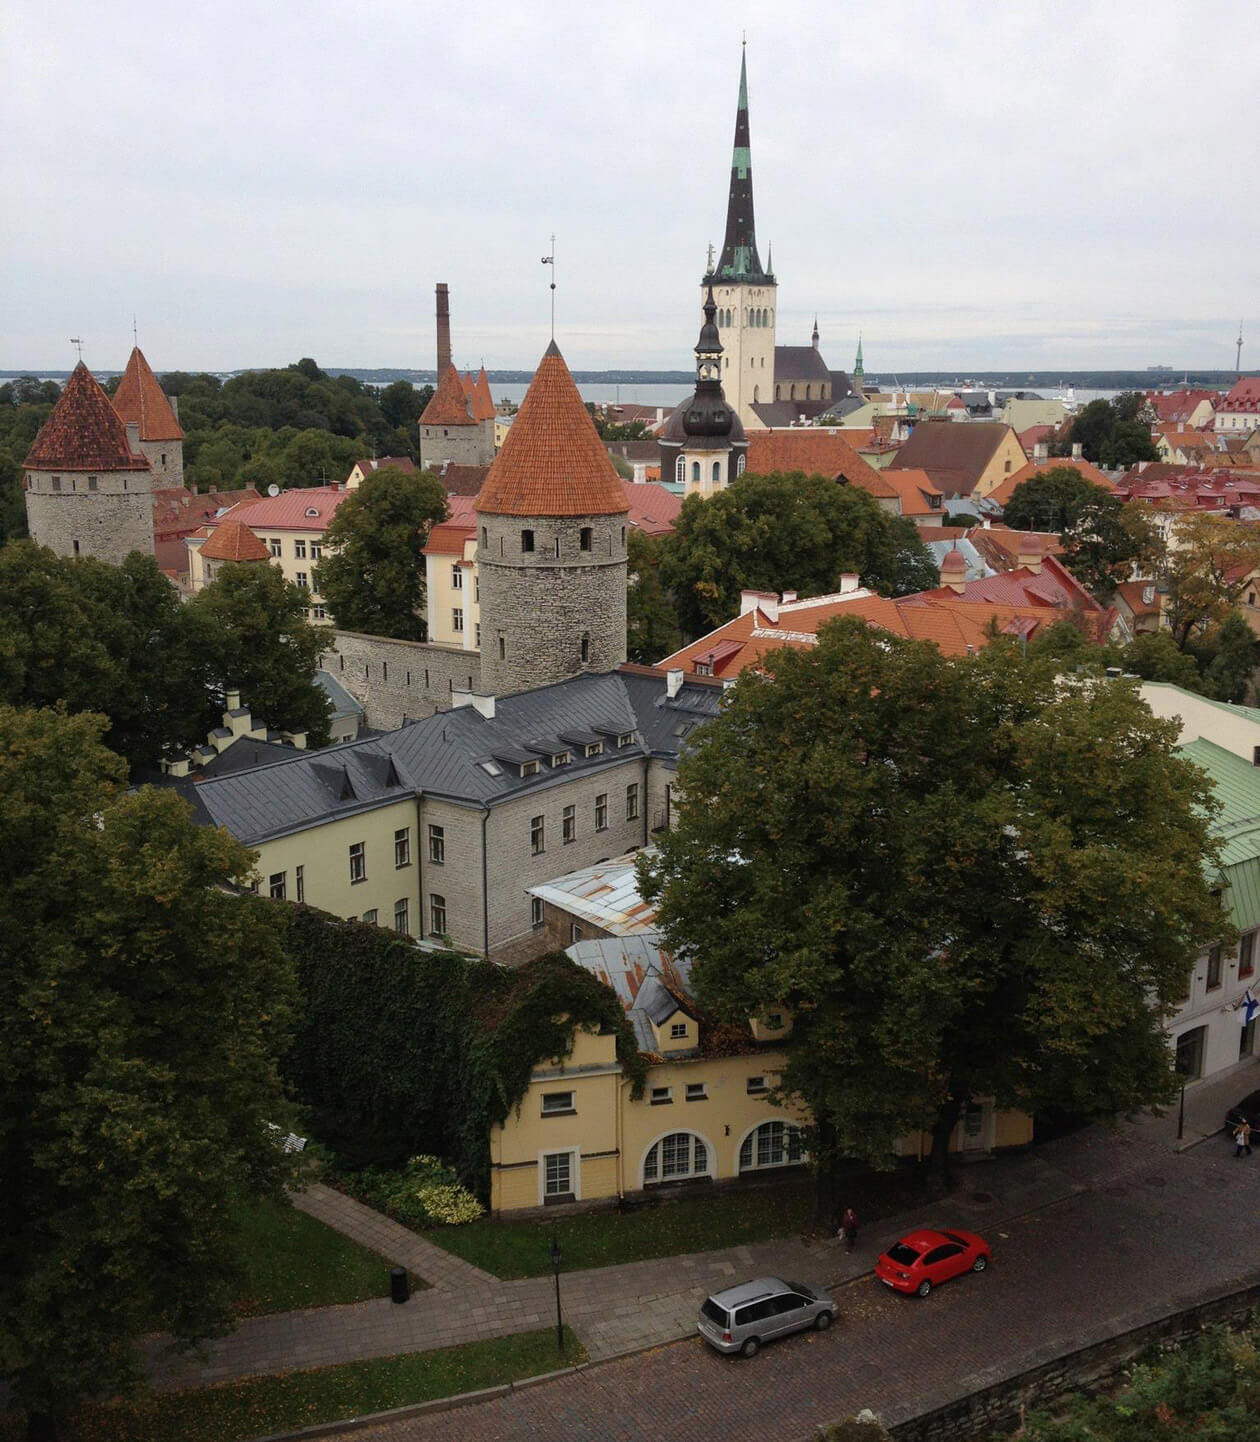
[617,732,634,748]
[584,741,603,758]
[550,751,571,768]
[520,760,539,778]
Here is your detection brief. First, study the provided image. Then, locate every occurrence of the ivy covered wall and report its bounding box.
[281,906,645,1198]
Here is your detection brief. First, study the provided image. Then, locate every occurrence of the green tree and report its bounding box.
[0,706,296,1441]
[1160,510,1260,646]
[1201,611,1260,703]
[658,471,939,636]
[641,619,1225,1215]
[315,466,448,641]
[1120,631,1205,690]
[1058,393,1159,469]
[186,563,332,745]
[378,379,427,431]
[626,528,682,663]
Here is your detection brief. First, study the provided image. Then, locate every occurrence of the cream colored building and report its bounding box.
[421,513,479,650]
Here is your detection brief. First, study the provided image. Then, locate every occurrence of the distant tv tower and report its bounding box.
[1237,318,1245,376]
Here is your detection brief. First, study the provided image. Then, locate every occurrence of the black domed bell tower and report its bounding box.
[659,285,748,496]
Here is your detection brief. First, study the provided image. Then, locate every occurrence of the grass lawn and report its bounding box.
[426,1171,927,1278]
[230,1195,422,1318]
[0,1328,585,1442]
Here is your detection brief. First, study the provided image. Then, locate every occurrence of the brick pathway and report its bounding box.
[357,1130,1260,1441]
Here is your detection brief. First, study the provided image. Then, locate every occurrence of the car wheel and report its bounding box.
[972,1254,989,1273]
[740,1336,760,1358]
[916,1279,932,1298]
[815,1310,833,1331]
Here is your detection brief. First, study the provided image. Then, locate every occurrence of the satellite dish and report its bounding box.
[267,484,280,497]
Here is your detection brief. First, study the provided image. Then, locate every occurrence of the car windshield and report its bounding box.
[786,1281,814,1299]
[943,1232,969,1247]
[701,1299,727,1327]
[887,1243,921,1266]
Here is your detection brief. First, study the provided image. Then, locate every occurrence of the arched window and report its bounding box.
[775,385,781,400]
[580,632,589,663]
[712,461,721,484]
[805,385,812,400]
[691,460,700,482]
[738,1120,805,1173]
[675,455,685,482]
[790,385,797,400]
[753,385,759,402]
[737,454,746,476]
[643,1131,710,1185]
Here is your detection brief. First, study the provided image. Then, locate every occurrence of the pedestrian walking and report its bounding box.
[1234,1119,1253,1158]
[839,1207,858,1251]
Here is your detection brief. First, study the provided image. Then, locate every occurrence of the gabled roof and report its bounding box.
[24,363,151,472]
[774,346,830,384]
[1220,378,1260,414]
[421,518,476,557]
[566,937,696,1053]
[745,429,892,493]
[879,467,943,517]
[889,420,1017,493]
[219,486,349,533]
[986,456,1113,509]
[434,461,490,497]
[198,516,271,562]
[351,456,416,476]
[420,364,476,427]
[527,850,660,936]
[621,480,681,536]
[475,342,628,518]
[153,486,263,539]
[111,347,184,441]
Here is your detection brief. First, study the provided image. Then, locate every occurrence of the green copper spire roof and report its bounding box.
[713,49,769,285]
[854,333,864,376]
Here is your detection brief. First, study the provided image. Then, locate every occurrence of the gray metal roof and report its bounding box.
[565,936,696,1054]
[316,669,365,722]
[179,670,724,846]
[526,849,660,935]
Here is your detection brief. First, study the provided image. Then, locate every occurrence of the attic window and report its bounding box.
[584,741,603,758]
[551,751,571,767]
[305,506,320,518]
[480,760,502,777]
[617,732,634,747]
[520,760,540,777]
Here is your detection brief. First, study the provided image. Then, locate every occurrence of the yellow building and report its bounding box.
[489,937,1032,1215]
[421,508,479,650]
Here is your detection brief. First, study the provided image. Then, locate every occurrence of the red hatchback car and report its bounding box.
[875,1228,990,1298]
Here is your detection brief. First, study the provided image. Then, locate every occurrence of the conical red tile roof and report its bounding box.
[469,366,496,421]
[199,515,271,563]
[475,342,628,518]
[112,346,184,441]
[24,363,151,472]
[421,364,476,426]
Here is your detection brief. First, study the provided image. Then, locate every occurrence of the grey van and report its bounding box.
[697,1276,837,1357]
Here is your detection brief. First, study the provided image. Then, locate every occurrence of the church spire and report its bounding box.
[714,47,767,283]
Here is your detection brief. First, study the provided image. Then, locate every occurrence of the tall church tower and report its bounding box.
[475,341,628,695]
[704,47,776,432]
[659,285,748,496]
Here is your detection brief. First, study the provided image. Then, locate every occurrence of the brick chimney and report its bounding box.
[435,282,452,375]
[1033,441,1049,462]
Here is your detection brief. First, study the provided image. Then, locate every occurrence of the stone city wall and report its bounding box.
[324,630,482,731]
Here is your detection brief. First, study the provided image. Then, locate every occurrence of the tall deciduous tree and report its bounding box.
[658,471,938,637]
[640,619,1225,1214]
[626,528,682,663]
[186,562,332,745]
[0,707,296,1441]
[1159,511,1260,646]
[1058,393,1159,469]
[316,466,448,641]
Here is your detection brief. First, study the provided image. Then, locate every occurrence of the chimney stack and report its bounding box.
[435,282,452,376]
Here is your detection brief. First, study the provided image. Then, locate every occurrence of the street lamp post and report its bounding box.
[1177,1083,1186,1141]
[549,1235,564,1354]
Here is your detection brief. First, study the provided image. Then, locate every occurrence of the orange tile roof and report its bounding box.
[746,429,893,495]
[420,364,476,426]
[24,362,151,472]
[468,366,496,422]
[475,342,628,518]
[986,457,1113,509]
[198,516,271,562]
[421,517,477,557]
[111,346,184,441]
[877,467,942,516]
[153,485,263,540]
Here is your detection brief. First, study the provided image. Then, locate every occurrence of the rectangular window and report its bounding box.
[394,898,409,934]
[474,575,480,603]
[294,539,306,558]
[562,804,576,843]
[361,908,377,924]
[570,922,583,943]
[475,622,481,647]
[617,732,634,748]
[580,526,592,551]
[531,815,545,855]
[452,607,464,633]
[312,605,326,620]
[669,1021,687,1039]
[649,1086,673,1105]
[311,543,322,560]
[295,571,308,589]
[685,1082,707,1102]
[451,564,463,590]
[541,1091,574,1115]
[1175,1026,1206,1080]
[625,783,640,821]
[428,824,445,864]
[1241,932,1255,978]
[747,1075,768,1095]
[543,1151,571,1199]
[394,827,411,868]
[269,871,286,900]
[268,538,281,557]
[521,529,535,553]
[429,893,446,936]
[295,864,304,903]
[584,741,603,757]
[87,475,98,492]
[51,476,61,492]
[531,896,544,929]
[349,841,366,883]
[1207,944,1223,990]
[595,793,608,831]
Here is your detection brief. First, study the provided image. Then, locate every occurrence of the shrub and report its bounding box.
[337,1156,484,1228]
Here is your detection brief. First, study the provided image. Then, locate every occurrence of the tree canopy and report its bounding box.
[315,466,448,641]
[657,471,939,637]
[1158,511,1260,646]
[641,619,1226,1211]
[0,706,296,1440]
[1058,393,1158,469]
[626,527,682,663]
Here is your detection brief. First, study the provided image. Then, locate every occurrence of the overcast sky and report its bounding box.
[3,1,1256,375]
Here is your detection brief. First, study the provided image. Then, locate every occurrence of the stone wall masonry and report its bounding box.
[324,631,481,731]
[25,469,155,564]
[413,796,488,955]
[419,419,493,471]
[138,437,184,488]
[886,1280,1260,1442]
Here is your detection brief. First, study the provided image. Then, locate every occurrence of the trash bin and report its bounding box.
[390,1266,409,1304]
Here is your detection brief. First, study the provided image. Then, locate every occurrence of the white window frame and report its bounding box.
[540,1090,575,1116]
[539,1147,581,1204]
[452,606,464,633]
[685,1082,707,1102]
[451,563,463,590]
[736,1119,806,1173]
[641,1130,713,1187]
[649,1085,673,1106]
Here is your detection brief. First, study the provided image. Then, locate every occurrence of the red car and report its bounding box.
[875,1227,990,1298]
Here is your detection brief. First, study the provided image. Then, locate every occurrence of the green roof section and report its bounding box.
[1179,737,1260,932]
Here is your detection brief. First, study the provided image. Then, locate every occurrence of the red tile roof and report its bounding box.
[434,462,490,497]
[986,457,1113,509]
[421,517,477,557]
[222,486,349,533]
[24,363,151,472]
[111,347,184,441]
[199,516,271,562]
[421,364,476,426]
[877,467,943,516]
[1221,378,1260,414]
[621,481,682,536]
[464,367,496,422]
[745,429,892,494]
[475,342,628,518]
[351,456,416,477]
[1145,390,1218,424]
[153,486,262,541]
[1114,580,1161,617]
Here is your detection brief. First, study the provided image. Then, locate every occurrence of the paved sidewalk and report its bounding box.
[146,1127,1147,1391]
[1130,1055,1259,1151]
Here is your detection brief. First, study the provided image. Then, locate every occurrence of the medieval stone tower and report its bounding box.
[111,346,185,486]
[705,47,776,430]
[475,341,628,695]
[418,283,496,470]
[24,362,155,564]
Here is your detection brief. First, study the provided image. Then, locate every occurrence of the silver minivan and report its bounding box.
[697,1276,837,1357]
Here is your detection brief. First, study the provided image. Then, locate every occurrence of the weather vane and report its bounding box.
[541,235,556,339]
[69,337,83,361]
[133,314,138,346]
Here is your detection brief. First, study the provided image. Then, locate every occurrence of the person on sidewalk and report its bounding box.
[1234,1119,1253,1158]
[839,1207,858,1251]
